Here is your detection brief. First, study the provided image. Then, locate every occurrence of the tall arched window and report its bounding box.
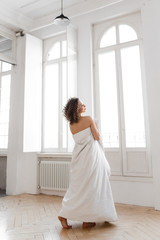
[94,13,151,177]
[99,24,145,148]
[43,35,68,152]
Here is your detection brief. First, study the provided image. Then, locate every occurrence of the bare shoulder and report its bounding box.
[70,116,93,134]
[82,116,93,122]
[81,116,94,126]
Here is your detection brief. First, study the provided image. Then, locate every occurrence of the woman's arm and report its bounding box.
[88,117,100,141]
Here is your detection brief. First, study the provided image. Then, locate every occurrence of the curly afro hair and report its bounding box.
[63,97,80,124]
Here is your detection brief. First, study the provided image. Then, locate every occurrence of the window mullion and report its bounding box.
[138,41,149,149]
[94,51,101,129]
[66,46,68,151]
[41,63,45,152]
[116,45,126,175]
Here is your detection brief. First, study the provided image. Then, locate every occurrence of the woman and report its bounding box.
[58,98,117,229]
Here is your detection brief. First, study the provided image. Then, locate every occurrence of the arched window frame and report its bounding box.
[93,13,151,177]
[42,34,68,153]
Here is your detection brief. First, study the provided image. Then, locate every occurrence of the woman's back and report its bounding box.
[70,116,100,141]
[70,116,91,135]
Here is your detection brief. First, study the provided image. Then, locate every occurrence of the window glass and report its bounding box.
[43,64,59,148]
[121,45,146,147]
[100,26,116,48]
[119,24,137,43]
[98,51,119,147]
[2,62,12,72]
[47,42,60,60]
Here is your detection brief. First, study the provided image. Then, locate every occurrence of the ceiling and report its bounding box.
[0,0,124,33]
[0,0,82,19]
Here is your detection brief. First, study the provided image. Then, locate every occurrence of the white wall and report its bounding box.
[6,0,160,209]
[76,22,94,116]
[6,36,26,195]
[6,35,42,195]
[141,0,160,210]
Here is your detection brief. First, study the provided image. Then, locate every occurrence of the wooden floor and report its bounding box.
[0,194,160,240]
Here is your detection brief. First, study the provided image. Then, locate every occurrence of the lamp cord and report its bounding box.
[61,0,63,14]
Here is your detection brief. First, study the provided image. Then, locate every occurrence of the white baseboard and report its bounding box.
[39,189,66,197]
[39,179,154,208]
[110,179,154,207]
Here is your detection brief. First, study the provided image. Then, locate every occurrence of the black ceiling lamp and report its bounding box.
[53,0,70,26]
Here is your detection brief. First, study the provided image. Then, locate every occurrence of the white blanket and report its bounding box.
[59,127,118,222]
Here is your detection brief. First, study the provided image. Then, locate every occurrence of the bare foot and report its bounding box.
[82,222,96,228]
[58,216,72,229]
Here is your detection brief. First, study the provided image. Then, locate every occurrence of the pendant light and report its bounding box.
[53,0,70,26]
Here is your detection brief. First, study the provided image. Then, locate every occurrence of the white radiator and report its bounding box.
[39,161,70,191]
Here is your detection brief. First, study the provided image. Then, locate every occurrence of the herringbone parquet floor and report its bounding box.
[0,194,160,240]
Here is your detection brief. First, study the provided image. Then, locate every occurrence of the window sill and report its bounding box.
[37,152,72,158]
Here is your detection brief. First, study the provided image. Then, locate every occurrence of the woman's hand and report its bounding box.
[89,117,100,141]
